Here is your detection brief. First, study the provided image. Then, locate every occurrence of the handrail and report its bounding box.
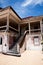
[10,30,29,49]
[24,30,29,35]
[17,30,29,45]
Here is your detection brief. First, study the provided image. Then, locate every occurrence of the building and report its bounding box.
[0,6,43,56]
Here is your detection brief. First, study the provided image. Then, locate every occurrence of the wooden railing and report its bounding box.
[9,26,19,32]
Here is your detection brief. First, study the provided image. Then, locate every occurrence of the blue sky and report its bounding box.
[0,0,43,18]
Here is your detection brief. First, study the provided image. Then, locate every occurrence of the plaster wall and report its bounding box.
[26,34,42,50]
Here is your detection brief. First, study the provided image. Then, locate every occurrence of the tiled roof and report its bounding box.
[22,16,33,20]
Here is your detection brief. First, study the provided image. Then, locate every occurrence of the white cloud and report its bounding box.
[13,2,31,18]
[21,0,43,7]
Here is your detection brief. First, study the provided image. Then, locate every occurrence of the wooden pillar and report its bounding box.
[40,20,42,34]
[4,13,10,52]
[18,24,20,35]
[6,14,10,51]
[28,22,30,35]
[6,14,9,31]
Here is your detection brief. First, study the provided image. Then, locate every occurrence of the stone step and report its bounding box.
[2,52,21,57]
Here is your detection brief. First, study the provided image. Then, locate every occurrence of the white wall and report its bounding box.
[2,34,9,53]
[26,34,42,51]
[0,45,2,52]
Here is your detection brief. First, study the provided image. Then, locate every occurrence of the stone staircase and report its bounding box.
[3,30,29,57]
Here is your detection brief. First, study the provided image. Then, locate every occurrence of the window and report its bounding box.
[34,36,40,46]
[0,37,2,45]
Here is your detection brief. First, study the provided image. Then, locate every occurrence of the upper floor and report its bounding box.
[0,6,43,36]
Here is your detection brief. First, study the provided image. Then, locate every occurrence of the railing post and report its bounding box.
[17,44,20,53]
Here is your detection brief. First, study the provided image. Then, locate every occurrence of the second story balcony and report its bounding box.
[30,21,41,34]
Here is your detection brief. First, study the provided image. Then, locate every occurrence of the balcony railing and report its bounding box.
[30,29,41,32]
[0,25,19,33]
[9,26,19,32]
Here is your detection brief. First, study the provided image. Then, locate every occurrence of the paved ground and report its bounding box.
[0,50,43,65]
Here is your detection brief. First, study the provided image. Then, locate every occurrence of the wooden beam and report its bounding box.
[0,25,7,32]
[0,9,9,16]
[0,14,7,19]
[0,30,6,32]
[10,14,18,24]
[20,16,43,24]
[0,25,7,28]
[30,29,41,31]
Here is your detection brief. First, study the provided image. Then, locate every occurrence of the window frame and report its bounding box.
[33,36,40,46]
